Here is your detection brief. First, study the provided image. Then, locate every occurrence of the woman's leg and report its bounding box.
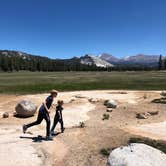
[43,112,51,137]
[26,111,44,128]
[23,110,44,133]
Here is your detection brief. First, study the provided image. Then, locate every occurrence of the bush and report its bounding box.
[102,113,110,120]
[79,122,85,128]
[100,148,111,157]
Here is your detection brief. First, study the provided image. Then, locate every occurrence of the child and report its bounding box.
[51,100,64,135]
[23,89,58,141]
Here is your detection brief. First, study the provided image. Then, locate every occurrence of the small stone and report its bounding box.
[136,113,148,119]
[106,108,113,112]
[104,99,117,108]
[2,112,9,118]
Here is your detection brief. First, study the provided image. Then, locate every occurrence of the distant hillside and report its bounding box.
[0,50,110,72]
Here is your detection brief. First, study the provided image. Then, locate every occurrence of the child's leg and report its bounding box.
[59,119,64,132]
[51,116,59,133]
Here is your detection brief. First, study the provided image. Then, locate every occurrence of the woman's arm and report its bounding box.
[43,102,50,113]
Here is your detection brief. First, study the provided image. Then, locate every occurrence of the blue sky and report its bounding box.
[0,0,166,58]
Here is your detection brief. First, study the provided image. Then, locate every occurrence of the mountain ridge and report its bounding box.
[0,50,165,69]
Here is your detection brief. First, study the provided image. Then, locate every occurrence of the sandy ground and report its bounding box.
[0,90,166,166]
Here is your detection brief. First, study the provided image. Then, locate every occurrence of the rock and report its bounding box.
[161,91,166,97]
[15,100,37,117]
[106,108,113,112]
[148,111,159,116]
[107,143,166,166]
[69,98,76,103]
[136,111,158,119]
[75,94,86,99]
[88,98,99,103]
[2,112,9,118]
[136,113,148,119]
[104,100,117,108]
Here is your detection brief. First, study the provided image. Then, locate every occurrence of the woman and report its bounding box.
[23,89,58,140]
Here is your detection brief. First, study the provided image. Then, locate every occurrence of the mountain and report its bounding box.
[122,54,160,66]
[100,53,161,67]
[100,53,119,64]
[80,54,114,67]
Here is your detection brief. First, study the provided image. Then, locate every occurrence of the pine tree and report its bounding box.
[158,54,162,70]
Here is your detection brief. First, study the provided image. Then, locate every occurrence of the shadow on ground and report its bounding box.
[20,132,61,142]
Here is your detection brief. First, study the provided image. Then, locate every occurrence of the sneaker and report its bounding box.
[23,124,27,133]
[51,131,56,136]
[61,128,65,133]
[46,135,53,141]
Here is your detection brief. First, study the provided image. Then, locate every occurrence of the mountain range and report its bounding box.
[100,53,162,67]
[0,50,164,70]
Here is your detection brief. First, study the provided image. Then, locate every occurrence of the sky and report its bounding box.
[0,0,166,59]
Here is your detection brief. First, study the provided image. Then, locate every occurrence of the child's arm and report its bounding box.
[58,110,62,119]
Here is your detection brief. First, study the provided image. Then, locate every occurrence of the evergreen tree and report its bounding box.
[158,54,162,70]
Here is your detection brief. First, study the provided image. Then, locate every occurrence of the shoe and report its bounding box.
[51,131,56,136]
[46,135,53,141]
[23,124,27,133]
[61,128,65,133]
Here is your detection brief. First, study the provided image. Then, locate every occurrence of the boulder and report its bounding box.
[2,112,9,118]
[15,100,37,117]
[107,143,166,166]
[104,100,117,108]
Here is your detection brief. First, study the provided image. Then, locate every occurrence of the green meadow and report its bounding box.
[0,71,165,94]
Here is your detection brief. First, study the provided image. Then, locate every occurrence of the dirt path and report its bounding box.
[0,90,165,165]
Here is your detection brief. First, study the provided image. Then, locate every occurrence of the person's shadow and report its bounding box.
[20,132,60,142]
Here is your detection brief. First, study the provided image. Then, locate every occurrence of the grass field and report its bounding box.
[0,71,165,94]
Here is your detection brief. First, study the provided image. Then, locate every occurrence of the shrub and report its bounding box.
[100,148,111,157]
[102,113,110,120]
[79,122,85,128]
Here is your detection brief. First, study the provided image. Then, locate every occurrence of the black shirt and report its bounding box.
[45,95,53,109]
[55,105,63,118]
[40,95,53,112]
